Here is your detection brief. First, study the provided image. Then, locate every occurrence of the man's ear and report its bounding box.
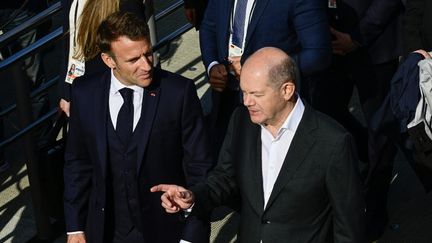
[282,81,295,100]
[101,52,116,69]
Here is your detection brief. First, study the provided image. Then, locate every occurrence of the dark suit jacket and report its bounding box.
[64,68,213,243]
[330,0,404,64]
[403,0,432,55]
[192,105,366,243]
[199,0,332,77]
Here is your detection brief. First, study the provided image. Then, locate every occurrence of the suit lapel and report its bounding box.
[221,0,235,58]
[264,106,317,211]
[136,73,161,173]
[244,0,270,53]
[248,122,265,214]
[94,71,110,179]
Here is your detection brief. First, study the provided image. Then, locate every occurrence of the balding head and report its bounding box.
[242,47,297,89]
[240,47,297,129]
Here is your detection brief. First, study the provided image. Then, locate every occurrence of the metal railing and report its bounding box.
[0,0,193,240]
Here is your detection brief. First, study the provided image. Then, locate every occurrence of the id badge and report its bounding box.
[229,44,243,57]
[65,59,85,84]
[328,0,337,8]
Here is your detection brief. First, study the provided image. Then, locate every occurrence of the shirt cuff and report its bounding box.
[183,203,194,218]
[67,231,84,235]
[207,61,220,76]
[180,240,192,243]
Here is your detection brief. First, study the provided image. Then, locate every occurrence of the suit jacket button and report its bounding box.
[101,207,104,212]
[262,219,270,224]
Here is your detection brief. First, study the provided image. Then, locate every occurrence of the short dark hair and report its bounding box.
[97,11,150,55]
[268,55,297,88]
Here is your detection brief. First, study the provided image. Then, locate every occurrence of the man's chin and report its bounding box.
[138,78,152,87]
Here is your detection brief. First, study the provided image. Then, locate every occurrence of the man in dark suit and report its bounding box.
[152,47,366,243]
[200,0,332,157]
[307,1,404,240]
[64,12,212,243]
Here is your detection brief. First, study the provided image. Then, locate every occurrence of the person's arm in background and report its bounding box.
[332,0,403,55]
[58,0,73,116]
[292,0,332,76]
[183,0,197,27]
[199,0,229,91]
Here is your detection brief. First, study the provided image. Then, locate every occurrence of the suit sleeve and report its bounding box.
[180,79,213,242]
[403,0,425,55]
[191,108,241,216]
[63,84,93,232]
[326,133,366,243]
[351,0,403,47]
[292,0,332,76]
[199,0,220,70]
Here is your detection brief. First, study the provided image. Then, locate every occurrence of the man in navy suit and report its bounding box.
[200,0,332,156]
[64,12,212,243]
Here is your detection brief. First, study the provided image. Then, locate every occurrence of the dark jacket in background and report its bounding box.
[403,0,432,55]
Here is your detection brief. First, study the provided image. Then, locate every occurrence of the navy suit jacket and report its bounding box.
[199,0,332,76]
[64,68,213,243]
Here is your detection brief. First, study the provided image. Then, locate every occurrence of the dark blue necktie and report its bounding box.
[232,0,248,49]
[116,88,134,145]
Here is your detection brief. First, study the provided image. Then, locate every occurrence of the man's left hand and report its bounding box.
[331,27,359,55]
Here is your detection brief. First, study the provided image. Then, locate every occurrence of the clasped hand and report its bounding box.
[150,184,195,213]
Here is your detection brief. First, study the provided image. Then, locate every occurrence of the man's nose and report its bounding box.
[139,56,152,70]
[243,94,253,106]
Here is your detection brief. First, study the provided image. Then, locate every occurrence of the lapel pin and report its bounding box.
[150,92,156,97]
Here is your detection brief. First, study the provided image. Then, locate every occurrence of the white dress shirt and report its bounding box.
[261,98,305,208]
[109,69,144,130]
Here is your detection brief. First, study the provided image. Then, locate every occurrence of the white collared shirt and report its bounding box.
[261,98,305,208]
[109,69,144,131]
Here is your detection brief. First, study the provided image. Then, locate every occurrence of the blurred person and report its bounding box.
[200,0,332,159]
[64,12,212,243]
[59,0,146,117]
[152,47,366,243]
[0,0,47,87]
[403,0,432,56]
[307,0,404,240]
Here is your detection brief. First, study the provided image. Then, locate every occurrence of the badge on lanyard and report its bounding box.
[65,59,85,84]
[328,0,337,8]
[229,44,243,57]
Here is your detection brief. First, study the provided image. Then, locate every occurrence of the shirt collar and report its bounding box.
[110,69,144,95]
[261,95,305,138]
